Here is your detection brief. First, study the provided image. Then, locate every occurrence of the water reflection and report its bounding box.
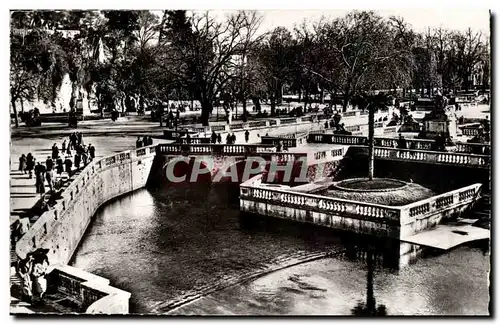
[351,248,388,316]
[71,183,489,315]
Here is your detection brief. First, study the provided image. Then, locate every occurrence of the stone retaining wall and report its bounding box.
[15,145,157,314]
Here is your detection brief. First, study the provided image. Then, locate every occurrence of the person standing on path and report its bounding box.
[211,131,217,144]
[61,140,66,154]
[34,162,46,196]
[217,133,222,144]
[64,155,73,177]
[45,156,54,193]
[77,132,83,146]
[56,156,64,176]
[26,153,34,179]
[51,143,59,159]
[136,136,143,148]
[231,133,237,144]
[88,144,95,161]
[19,154,27,174]
[74,152,81,171]
[245,130,250,143]
[226,133,231,144]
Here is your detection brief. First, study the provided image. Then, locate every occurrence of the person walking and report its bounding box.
[88,144,95,161]
[64,155,73,177]
[51,143,59,160]
[34,162,46,196]
[26,153,34,179]
[74,153,81,171]
[77,132,83,146]
[61,140,66,154]
[45,156,54,192]
[143,135,149,147]
[82,150,88,167]
[19,154,27,174]
[245,130,250,143]
[148,136,153,146]
[231,133,237,144]
[56,156,64,176]
[211,131,217,144]
[217,133,222,144]
[136,137,143,148]
[226,133,231,144]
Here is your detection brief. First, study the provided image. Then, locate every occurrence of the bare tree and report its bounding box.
[160,10,264,125]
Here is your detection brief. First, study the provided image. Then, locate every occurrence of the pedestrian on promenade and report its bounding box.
[231,133,237,144]
[45,156,54,171]
[136,136,143,148]
[26,153,34,179]
[245,130,250,143]
[143,135,149,147]
[324,121,329,129]
[77,132,83,146]
[19,154,27,174]
[186,133,191,144]
[88,144,95,161]
[64,155,73,177]
[82,149,88,166]
[74,153,81,171]
[397,134,407,149]
[69,133,75,150]
[45,156,54,192]
[62,140,66,153]
[277,141,283,152]
[16,248,50,305]
[211,131,217,144]
[148,136,154,146]
[34,162,46,196]
[217,133,222,144]
[56,156,64,176]
[51,143,59,159]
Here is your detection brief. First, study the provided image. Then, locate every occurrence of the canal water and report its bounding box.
[70,184,490,315]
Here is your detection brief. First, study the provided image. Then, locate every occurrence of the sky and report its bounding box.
[205,9,490,36]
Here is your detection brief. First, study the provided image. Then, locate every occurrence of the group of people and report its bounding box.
[225,133,237,144]
[136,135,154,148]
[18,133,96,196]
[210,131,223,144]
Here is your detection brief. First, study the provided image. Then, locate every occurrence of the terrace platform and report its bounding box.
[401,224,490,250]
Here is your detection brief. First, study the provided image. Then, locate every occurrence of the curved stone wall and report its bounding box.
[14,144,157,314]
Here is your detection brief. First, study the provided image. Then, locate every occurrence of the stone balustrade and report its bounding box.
[176,137,211,145]
[309,133,491,155]
[373,147,490,168]
[240,184,401,223]
[157,143,277,156]
[399,183,482,225]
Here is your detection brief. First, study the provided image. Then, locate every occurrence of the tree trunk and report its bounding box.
[402,88,406,98]
[320,88,324,104]
[304,87,309,112]
[20,99,24,113]
[11,99,19,128]
[276,83,283,105]
[242,98,247,122]
[368,106,375,180]
[200,99,212,126]
[342,90,350,113]
[251,96,261,112]
[298,88,302,102]
[270,96,276,116]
